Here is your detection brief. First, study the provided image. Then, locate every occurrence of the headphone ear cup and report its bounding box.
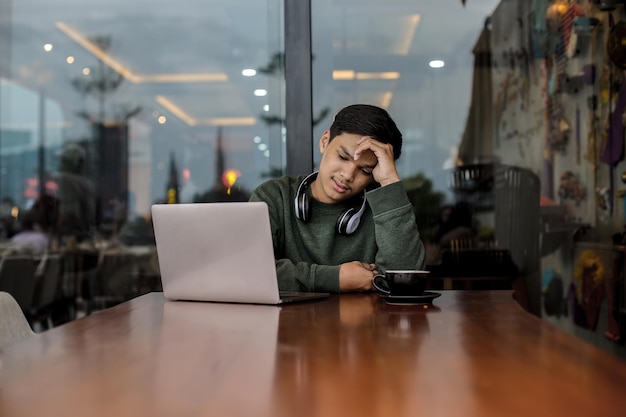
[295,192,311,222]
[295,171,317,222]
[337,193,367,235]
[344,211,362,234]
[336,208,356,235]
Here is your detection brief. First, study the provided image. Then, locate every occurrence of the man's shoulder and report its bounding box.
[255,175,303,194]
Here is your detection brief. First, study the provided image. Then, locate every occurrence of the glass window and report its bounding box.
[311,0,500,244]
[1,0,284,244]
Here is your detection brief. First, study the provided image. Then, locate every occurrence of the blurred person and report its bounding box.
[249,104,425,293]
[55,144,96,243]
[9,209,50,255]
[0,196,18,239]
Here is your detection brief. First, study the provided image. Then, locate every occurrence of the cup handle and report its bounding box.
[372,274,390,294]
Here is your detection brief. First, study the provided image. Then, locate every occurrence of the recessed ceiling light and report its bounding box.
[66,56,75,64]
[254,89,267,97]
[242,68,257,76]
[429,60,445,69]
[263,104,270,112]
[43,43,53,52]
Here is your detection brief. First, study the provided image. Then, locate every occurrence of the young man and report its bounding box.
[249,104,425,293]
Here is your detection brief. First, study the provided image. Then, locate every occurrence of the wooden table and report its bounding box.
[1,291,626,417]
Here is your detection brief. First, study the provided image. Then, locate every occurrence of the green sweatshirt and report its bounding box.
[249,175,426,293]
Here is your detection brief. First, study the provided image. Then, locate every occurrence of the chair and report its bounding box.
[85,251,138,313]
[0,255,38,313]
[29,254,64,330]
[0,291,35,349]
[493,165,541,315]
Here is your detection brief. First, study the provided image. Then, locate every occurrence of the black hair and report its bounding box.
[328,104,403,160]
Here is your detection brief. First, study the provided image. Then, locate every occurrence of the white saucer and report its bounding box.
[379,291,441,305]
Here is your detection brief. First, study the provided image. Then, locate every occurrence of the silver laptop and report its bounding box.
[151,201,329,304]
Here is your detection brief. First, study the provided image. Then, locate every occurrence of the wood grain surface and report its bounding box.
[1,291,625,417]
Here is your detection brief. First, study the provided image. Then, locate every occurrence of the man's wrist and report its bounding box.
[378,176,400,187]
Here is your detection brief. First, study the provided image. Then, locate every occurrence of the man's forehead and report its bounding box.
[338,144,377,167]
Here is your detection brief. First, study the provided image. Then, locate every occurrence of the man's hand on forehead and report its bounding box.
[354,136,400,187]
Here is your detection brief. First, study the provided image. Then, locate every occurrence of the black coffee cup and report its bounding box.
[372,270,429,296]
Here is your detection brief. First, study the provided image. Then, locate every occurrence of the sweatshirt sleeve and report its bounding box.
[365,181,426,271]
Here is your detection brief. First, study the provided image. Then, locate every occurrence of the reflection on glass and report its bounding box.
[1,0,285,243]
[311,0,500,247]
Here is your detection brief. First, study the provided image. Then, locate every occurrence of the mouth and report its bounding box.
[332,177,350,193]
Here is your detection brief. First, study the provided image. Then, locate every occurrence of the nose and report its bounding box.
[341,164,358,183]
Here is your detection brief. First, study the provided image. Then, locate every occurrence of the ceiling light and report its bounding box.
[43,43,53,52]
[263,104,269,112]
[242,69,257,76]
[137,73,228,83]
[381,92,393,109]
[254,89,267,97]
[397,15,421,55]
[66,56,74,64]
[356,72,400,80]
[429,60,445,69]
[253,136,262,143]
[56,22,228,84]
[82,67,90,75]
[197,117,256,126]
[333,70,355,80]
[158,116,167,124]
[155,95,196,126]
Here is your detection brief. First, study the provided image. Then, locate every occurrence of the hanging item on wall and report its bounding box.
[600,15,626,165]
[558,170,585,205]
[597,186,611,211]
[542,268,566,317]
[562,73,584,94]
[530,0,550,59]
[598,13,626,214]
[568,249,606,330]
[568,15,600,61]
[604,18,626,166]
[546,1,569,35]
[564,2,587,58]
[600,81,626,166]
[546,94,570,151]
[585,96,600,168]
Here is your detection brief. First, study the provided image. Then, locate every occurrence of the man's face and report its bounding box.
[311,131,378,204]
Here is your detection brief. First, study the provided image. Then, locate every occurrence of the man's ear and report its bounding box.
[318,130,331,154]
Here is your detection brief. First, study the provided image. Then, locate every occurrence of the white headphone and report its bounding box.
[294,171,367,235]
